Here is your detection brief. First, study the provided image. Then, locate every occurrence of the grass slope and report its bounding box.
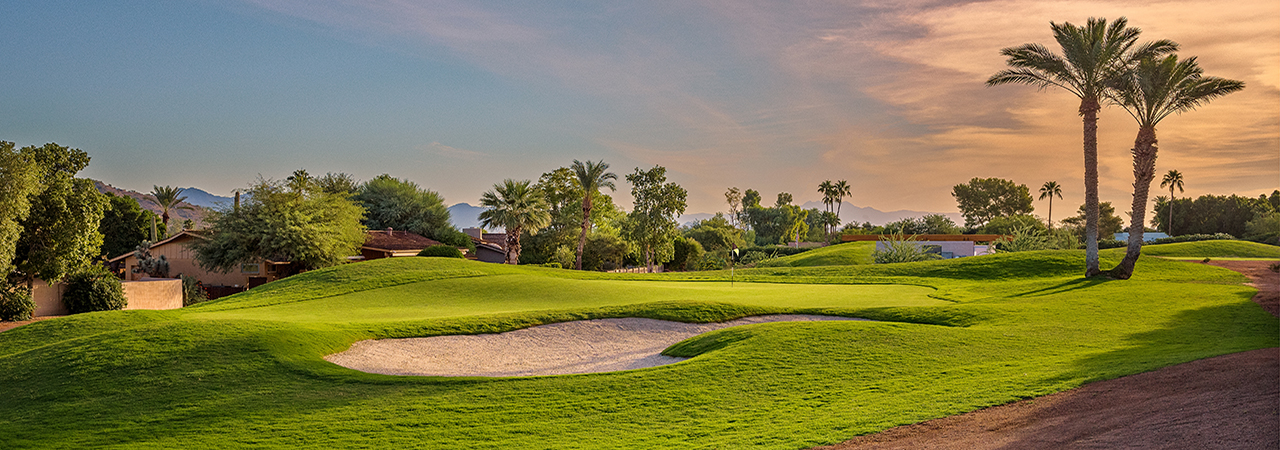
[1122,240,1280,259]
[755,242,876,267]
[1,248,1276,449]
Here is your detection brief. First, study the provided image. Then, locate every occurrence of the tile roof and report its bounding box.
[363,229,443,251]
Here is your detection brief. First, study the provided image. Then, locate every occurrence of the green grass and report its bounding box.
[1124,240,1280,258]
[1,247,1276,449]
[755,241,876,267]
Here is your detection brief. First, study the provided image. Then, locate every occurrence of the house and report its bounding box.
[463,228,507,263]
[108,230,295,289]
[1112,232,1169,242]
[360,228,442,260]
[844,234,1004,258]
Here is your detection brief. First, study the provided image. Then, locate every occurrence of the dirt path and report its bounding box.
[818,260,1280,450]
[0,316,59,333]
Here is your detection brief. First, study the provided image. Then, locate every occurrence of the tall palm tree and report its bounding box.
[571,159,617,270]
[1039,181,1063,229]
[1108,57,1241,279]
[478,179,551,265]
[833,180,851,227]
[150,185,192,231]
[988,17,1175,277]
[818,180,835,236]
[1160,170,1185,235]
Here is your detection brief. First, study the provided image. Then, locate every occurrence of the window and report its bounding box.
[240,263,260,274]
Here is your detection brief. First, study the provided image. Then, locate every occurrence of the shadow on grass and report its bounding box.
[1009,277,1112,298]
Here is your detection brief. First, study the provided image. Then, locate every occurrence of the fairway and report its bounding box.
[2,243,1277,449]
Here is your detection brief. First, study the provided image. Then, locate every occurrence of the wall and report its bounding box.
[31,279,68,316]
[876,240,976,258]
[123,279,183,310]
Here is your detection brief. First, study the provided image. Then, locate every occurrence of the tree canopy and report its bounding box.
[355,174,469,248]
[192,178,366,272]
[624,166,687,272]
[479,179,551,264]
[98,193,157,259]
[952,177,1034,228]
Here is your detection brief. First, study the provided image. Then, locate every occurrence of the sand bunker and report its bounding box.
[326,314,865,377]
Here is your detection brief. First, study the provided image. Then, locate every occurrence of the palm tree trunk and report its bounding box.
[1110,126,1158,279]
[506,226,522,265]
[1081,97,1102,277]
[1047,197,1053,230]
[576,196,592,270]
[1167,189,1174,235]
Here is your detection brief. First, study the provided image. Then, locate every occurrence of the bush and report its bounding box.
[741,246,812,257]
[692,252,727,271]
[417,245,464,258]
[1148,233,1236,245]
[994,225,1048,252]
[739,251,771,265]
[1096,239,1127,249]
[533,262,562,268]
[62,267,127,314]
[1046,227,1081,250]
[553,246,576,269]
[669,237,704,271]
[0,283,35,322]
[181,275,208,307]
[872,234,942,264]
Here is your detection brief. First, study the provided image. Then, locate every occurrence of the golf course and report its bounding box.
[1,241,1276,448]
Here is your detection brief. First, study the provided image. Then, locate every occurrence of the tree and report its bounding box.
[1061,202,1124,239]
[98,193,156,259]
[572,160,618,270]
[315,172,359,195]
[1160,170,1185,235]
[1109,55,1243,278]
[1039,181,1063,229]
[1,141,39,280]
[355,174,470,248]
[833,180,851,228]
[8,143,108,288]
[724,187,743,228]
[478,179,551,264]
[682,213,746,252]
[781,205,809,246]
[150,185,193,231]
[286,169,313,194]
[951,177,1034,228]
[192,178,366,272]
[1151,194,1272,238]
[818,180,835,236]
[624,166,687,273]
[775,192,793,208]
[743,190,762,208]
[988,17,1175,277]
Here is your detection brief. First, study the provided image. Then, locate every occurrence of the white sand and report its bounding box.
[325,314,865,377]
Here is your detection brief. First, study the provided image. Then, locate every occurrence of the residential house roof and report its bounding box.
[363,229,442,252]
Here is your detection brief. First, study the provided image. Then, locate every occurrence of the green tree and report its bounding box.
[316,172,359,195]
[988,17,1175,277]
[951,177,1035,228]
[624,166,688,272]
[98,193,157,259]
[781,205,809,246]
[668,236,704,272]
[833,180,851,228]
[818,180,835,236]
[520,167,621,265]
[9,143,108,288]
[1039,181,1063,229]
[1160,170,1185,235]
[0,141,39,280]
[150,185,193,231]
[1151,194,1271,238]
[775,192,793,208]
[742,189,762,209]
[192,178,366,272]
[1061,202,1124,239]
[479,179,552,264]
[572,160,618,270]
[355,174,469,248]
[725,187,743,228]
[683,213,746,252]
[1110,56,1242,278]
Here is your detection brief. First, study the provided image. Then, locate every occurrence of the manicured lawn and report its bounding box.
[1,245,1275,449]
[1123,240,1280,258]
[756,241,876,267]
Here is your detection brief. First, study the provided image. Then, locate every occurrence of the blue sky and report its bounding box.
[3,1,1276,216]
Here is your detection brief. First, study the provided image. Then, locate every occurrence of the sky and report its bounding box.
[2,0,1276,220]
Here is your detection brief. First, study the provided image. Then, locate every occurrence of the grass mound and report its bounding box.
[1121,240,1280,259]
[1,253,1275,449]
[755,242,876,267]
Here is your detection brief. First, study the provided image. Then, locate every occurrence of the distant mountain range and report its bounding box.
[93,181,213,227]
[448,203,490,229]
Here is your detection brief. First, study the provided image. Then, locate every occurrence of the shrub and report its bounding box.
[417,245,464,258]
[872,234,941,264]
[1148,233,1236,245]
[739,251,771,265]
[1244,212,1280,245]
[1046,227,1081,250]
[692,252,727,271]
[669,237,704,271]
[995,225,1048,252]
[181,275,208,307]
[0,283,35,322]
[741,246,812,257]
[132,241,170,278]
[62,267,127,314]
[552,246,576,269]
[1096,239,1127,249]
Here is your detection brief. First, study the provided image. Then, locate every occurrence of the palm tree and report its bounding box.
[818,180,835,236]
[1108,57,1241,279]
[571,159,617,270]
[833,180,851,227]
[478,179,552,265]
[1039,181,1063,229]
[988,17,1175,277]
[150,185,192,232]
[1160,169,1185,235]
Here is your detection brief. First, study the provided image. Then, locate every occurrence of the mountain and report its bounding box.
[799,201,965,227]
[447,203,490,229]
[176,187,234,208]
[93,181,209,227]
